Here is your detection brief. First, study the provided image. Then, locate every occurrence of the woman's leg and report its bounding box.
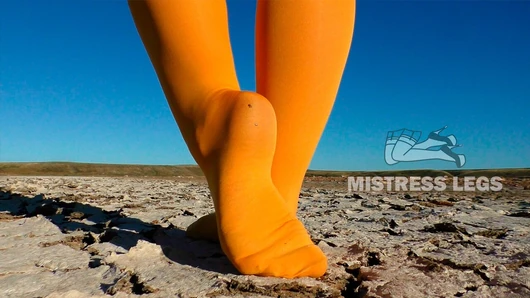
[187,0,356,242]
[128,0,326,278]
[257,0,356,214]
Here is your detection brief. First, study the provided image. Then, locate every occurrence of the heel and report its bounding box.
[431,126,448,135]
[441,145,465,168]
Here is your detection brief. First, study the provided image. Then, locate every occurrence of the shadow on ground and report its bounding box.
[0,190,239,275]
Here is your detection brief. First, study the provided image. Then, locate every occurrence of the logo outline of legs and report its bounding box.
[384,126,466,168]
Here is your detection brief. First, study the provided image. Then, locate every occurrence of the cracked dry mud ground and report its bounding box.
[0,176,529,298]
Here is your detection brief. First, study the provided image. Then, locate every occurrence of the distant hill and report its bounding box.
[1,162,529,178]
[306,168,530,178]
[0,162,205,177]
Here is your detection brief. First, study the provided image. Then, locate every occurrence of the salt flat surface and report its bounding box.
[0,176,529,297]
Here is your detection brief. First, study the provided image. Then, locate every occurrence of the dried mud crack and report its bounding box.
[1,176,529,297]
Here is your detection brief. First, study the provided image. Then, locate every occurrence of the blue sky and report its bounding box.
[1,0,529,171]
